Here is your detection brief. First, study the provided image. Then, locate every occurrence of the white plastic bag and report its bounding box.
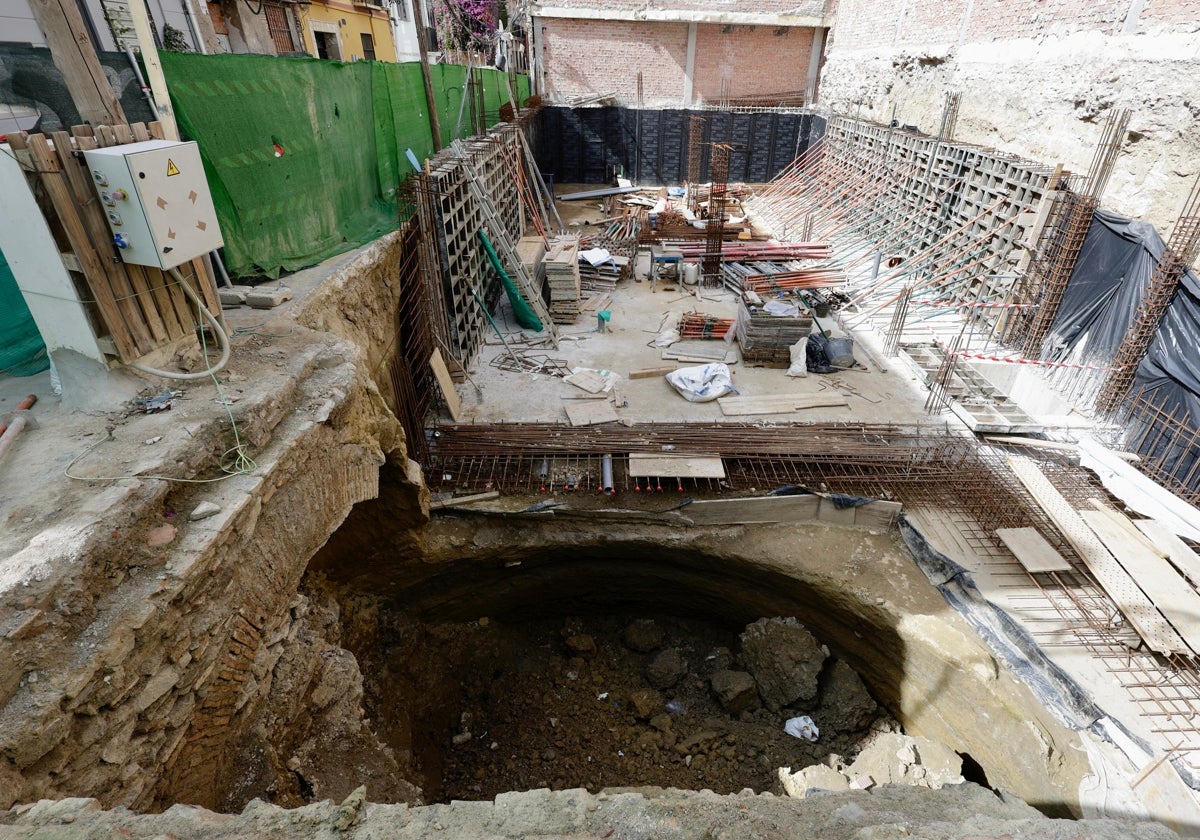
[665,363,736,403]
[784,715,819,742]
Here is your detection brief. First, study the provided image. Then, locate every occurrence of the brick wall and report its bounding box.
[542,19,690,105]
[691,24,816,103]
[541,18,817,107]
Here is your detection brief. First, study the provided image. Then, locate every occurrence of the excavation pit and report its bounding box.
[239,502,1099,817]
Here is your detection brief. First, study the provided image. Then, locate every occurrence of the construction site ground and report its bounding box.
[1,187,1199,833]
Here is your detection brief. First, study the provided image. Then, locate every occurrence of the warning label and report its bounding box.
[166,159,181,177]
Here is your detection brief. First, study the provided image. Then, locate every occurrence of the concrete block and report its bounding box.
[245,287,293,309]
[218,286,248,308]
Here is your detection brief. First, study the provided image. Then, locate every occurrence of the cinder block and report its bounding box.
[245,287,293,309]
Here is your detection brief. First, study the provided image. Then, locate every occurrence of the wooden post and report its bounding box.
[411,0,443,151]
[126,0,180,140]
[27,0,126,126]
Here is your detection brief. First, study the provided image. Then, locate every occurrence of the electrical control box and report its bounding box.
[83,140,223,270]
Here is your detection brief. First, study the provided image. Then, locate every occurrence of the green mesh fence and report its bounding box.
[160,53,529,277]
[0,249,49,377]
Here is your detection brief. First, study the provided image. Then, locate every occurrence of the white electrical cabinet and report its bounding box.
[83,139,223,270]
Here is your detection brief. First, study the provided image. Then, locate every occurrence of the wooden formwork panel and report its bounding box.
[424,124,527,362]
[825,116,1055,305]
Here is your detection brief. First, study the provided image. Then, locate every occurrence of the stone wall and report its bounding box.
[818,0,1200,231]
[0,233,426,812]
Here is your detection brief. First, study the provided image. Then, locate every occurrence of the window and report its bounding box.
[314,30,341,59]
[360,32,376,60]
[262,0,300,53]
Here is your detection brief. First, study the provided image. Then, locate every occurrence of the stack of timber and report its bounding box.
[516,235,547,307]
[542,236,581,324]
[735,299,813,368]
[578,253,627,292]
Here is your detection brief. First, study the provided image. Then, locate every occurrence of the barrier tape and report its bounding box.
[947,351,1126,371]
[912,299,1037,309]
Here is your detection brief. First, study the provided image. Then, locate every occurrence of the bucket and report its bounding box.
[825,337,857,369]
[682,263,699,286]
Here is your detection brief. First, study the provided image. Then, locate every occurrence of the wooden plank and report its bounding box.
[629,365,678,380]
[852,500,903,530]
[429,490,500,510]
[1082,505,1200,656]
[995,527,1073,573]
[26,0,125,125]
[563,400,619,426]
[685,495,821,525]
[430,348,462,421]
[22,133,143,360]
[112,123,134,145]
[1006,455,1188,655]
[718,393,849,416]
[818,497,857,525]
[47,131,160,353]
[1135,519,1200,589]
[627,454,725,479]
[161,263,201,337]
[130,122,151,142]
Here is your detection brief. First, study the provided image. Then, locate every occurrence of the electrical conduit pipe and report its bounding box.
[0,393,37,464]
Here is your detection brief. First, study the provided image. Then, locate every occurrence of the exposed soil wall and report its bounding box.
[818,8,1200,231]
[309,506,1095,816]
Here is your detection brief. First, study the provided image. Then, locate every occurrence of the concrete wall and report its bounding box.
[817,0,1200,231]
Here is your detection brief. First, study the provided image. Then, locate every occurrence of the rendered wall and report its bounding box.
[297,0,397,62]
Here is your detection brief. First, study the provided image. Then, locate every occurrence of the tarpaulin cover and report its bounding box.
[160,53,528,277]
[1046,207,1200,421]
[0,248,49,377]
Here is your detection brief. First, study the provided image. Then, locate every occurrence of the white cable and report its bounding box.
[128,267,231,380]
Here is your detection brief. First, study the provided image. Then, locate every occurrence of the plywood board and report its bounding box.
[1136,519,1200,589]
[1082,506,1200,656]
[685,495,821,525]
[563,400,619,426]
[995,527,1073,573]
[1007,455,1187,655]
[430,348,462,421]
[718,394,849,416]
[628,454,725,479]
[564,369,610,394]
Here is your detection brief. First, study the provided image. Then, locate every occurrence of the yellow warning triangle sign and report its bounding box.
[166,159,180,177]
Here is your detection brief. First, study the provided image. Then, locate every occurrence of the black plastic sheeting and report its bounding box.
[1046,208,1200,420]
[534,107,825,186]
[900,515,1200,791]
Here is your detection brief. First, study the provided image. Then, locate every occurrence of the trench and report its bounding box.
[220,488,1089,815]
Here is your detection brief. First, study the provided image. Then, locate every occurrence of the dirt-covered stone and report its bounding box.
[645,647,688,690]
[740,617,829,711]
[710,670,760,715]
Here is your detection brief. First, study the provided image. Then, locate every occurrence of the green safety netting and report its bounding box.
[160,52,529,278]
[0,249,49,377]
